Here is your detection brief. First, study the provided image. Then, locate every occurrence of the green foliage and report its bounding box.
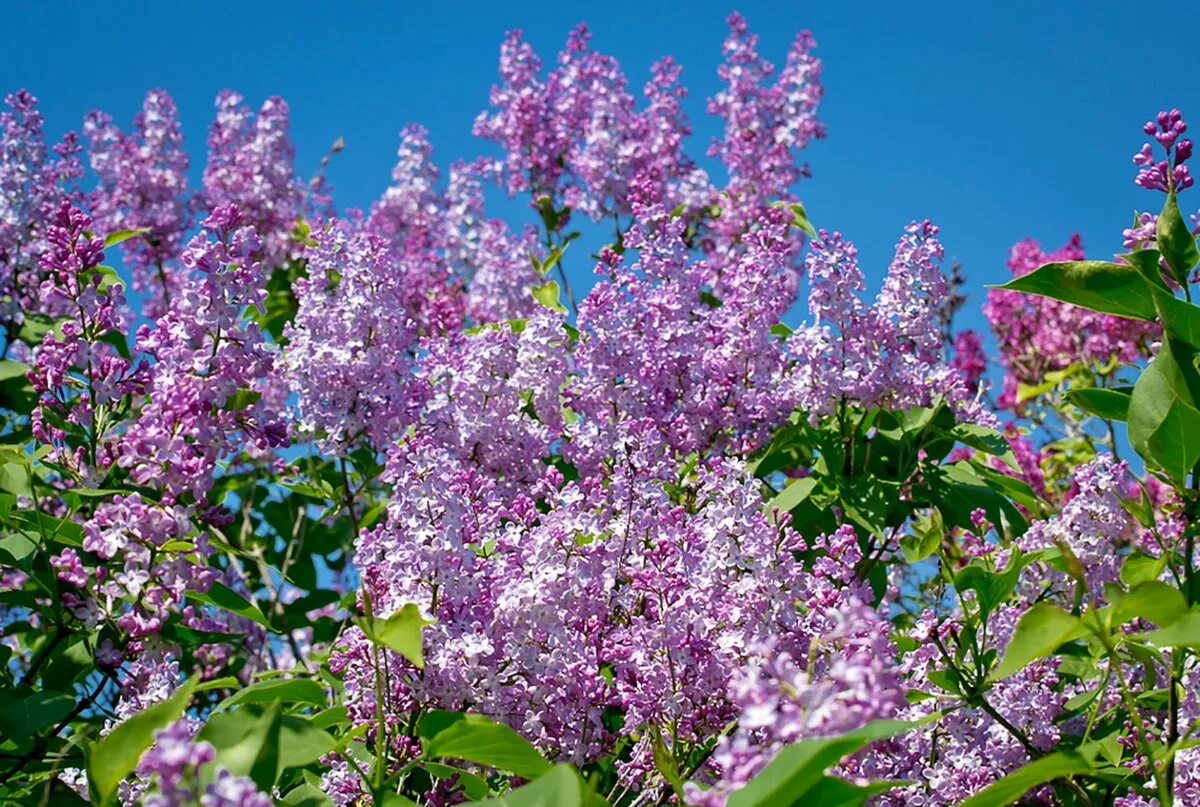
[725,721,916,807]
[88,676,198,805]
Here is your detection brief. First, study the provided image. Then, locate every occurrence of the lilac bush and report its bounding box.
[2,12,1200,807]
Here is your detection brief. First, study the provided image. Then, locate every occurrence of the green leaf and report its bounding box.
[464,764,599,806]
[420,712,552,780]
[281,783,335,807]
[1141,610,1200,648]
[899,509,943,563]
[360,602,432,669]
[1157,191,1200,287]
[1065,387,1132,422]
[0,688,75,740]
[1151,286,1200,350]
[954,550,1038,617]
[103,227,151,248]
[1111,580,1187,628]
[187,581,272,630]
[990,603,1084,681]
[88,676,197,805]
[948,422,1012,458]
[726,721,916,807]
[199,703,281,790]
[200,705,335,791]
[1121,552,1167,587]
[425,762,490,801]
[1127,337,1200,483]
[768,477,819,516]
[276,714,337,770]
[0,359,30,382]
[799,777,906,807]
[991,260,1157,321]
[216,678,327,712]
[959,749,1097,807]
[532,281,568,315]
[787,202,817,238]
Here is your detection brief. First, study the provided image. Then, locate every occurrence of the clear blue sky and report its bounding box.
[7,0,1200,335]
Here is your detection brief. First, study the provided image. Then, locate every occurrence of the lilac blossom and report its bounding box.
[84,89,196,317]
[984,235,1157,409]
[119,205,288,501]
[203,92,304,267]
[0,90,83,343]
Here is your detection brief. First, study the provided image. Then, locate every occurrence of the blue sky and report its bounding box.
[7,0,1200,335]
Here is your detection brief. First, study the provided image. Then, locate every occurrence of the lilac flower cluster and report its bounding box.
[339,427,899,798]
[84,89,197,317]
[203,92,304,267]
[572,190,797,463]
[473,24,697,221]
[120,205,288,501]
[30,202,139,479]
[1134,109,1193,194]
[706,12,824,260]
[0,90,83,342]
[984,235,1157,409]
[786,222,984,422]
[138,720,271,807]
[1017,455,1134,601]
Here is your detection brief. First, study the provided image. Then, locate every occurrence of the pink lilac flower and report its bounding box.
[84,89,197,317]
[685,525,904,805]
[474,25,696,221]
[1017,455,1135,602]
[705,13,824,275]
[984,235,1157,409]
[203,92,304,267]
[119,205,288,501]
[860,606,1065,805]
[0,90,84,341]
[339,422,814,789]
[571,187,797,466]
[786,223,983,423]
[30,203,142,481]
[283,221,424,453]
[951,330,988,391]
[139,719,271,807]
[57,494,216,638]
[1133,109,1192,194]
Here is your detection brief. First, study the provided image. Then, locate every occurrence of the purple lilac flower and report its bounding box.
[84,89,196,317]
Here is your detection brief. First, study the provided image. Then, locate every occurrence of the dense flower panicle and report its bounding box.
[366,124,442,247]
[341,423,824,783]
[705,12,824,268]
[203,92,304,267]
[415,312,569,488]
[950,329,988,391]
[0,90,84,335]
[139,720,271,807]
[119,205,287,500]
[690,611,902,806]
[1133,109,1192,193]
[283,222,424,453]
[787,223,981,422]
[30,203,141,479]
[1017,455,1134,600]
[55,494,215,638]
[570,191,797,465]
[474,25,697,220]
[84,90,196,317]
[984,235,1157,408]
